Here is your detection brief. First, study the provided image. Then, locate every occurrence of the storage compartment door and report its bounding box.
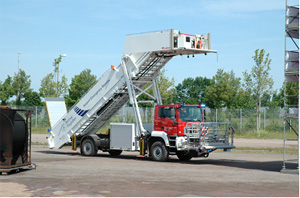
[110,123,139,151]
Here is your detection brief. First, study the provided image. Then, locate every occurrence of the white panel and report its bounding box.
[124,30,172,54]
[45,98,67,129]
[110,123,138,151]
[50,66,127,148]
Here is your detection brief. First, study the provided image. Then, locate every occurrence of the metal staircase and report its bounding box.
[47,29,216,149]
[77,53,172,137]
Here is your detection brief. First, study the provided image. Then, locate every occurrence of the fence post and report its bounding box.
[145,108,148,122]
[216,109,218,122]
[264,108,266,130]
[122,105,125,123]
[35,106,37,128]
[240,109,242,132]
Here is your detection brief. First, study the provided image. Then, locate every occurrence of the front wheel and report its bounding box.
[80,138,98,156]
[150,141,168,162]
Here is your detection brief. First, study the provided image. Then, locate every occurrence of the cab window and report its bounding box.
[179,106,203,122]
[158,107,164,118]
[158,107,176,119]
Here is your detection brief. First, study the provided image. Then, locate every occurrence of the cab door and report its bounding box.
[162,107,177,136]
[154,107,177,136]
[154,107,164,131]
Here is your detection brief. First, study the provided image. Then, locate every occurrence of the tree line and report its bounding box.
[0,49,298,131]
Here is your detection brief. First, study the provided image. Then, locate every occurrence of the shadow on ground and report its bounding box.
[36,150,298,173]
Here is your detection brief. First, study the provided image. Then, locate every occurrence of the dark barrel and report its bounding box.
[0,108,29,167]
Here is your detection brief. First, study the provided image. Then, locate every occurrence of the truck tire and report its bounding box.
[80,138,98,156]
[150,141,168,162]
[108,150,122,156]
[176,151,192,161]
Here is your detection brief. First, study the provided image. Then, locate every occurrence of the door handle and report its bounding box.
[173,122,180,126]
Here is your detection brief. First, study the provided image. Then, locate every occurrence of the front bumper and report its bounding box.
[176,122,235,152]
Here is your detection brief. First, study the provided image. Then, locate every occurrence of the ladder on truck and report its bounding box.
[47,29,217,149]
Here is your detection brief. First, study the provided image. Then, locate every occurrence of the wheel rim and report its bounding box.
[153,146,162,158]
[84,142,92,155]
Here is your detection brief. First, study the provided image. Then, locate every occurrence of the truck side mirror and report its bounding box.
[203,109,206,120]
[170,108,176,121]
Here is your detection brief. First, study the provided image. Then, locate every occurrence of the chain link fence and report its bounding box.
[205,107,289,132]
[12,106,297,134]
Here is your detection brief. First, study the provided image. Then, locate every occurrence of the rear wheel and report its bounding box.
[81,138,97,156]
[108,150,122,156]
[176,151,192,161]
[150,141,168,162]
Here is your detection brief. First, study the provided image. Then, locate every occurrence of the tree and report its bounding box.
[0,75,14,105]
[39,73,68,98]
[233,88,256,109]
[65,68,97,107]
[267,90,283,108]
[23,91,43,106]
[53,55,68,97]
[12,69,32,106]
[156,69,175,104]
[243,49,274,132]
[204,69,243,109]
[261,92,271,107]
[174,76,211,104]
[57,75,68,97]
[39,73,56,97]
[284,82,299,106]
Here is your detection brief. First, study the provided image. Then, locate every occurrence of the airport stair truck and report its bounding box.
[46,29,235,161]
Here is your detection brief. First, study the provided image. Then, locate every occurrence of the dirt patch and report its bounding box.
[0,182,33,197]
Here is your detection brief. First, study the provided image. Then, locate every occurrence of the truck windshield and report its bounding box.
[179,106,203,122]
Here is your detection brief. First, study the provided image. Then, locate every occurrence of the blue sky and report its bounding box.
[0,0,290,93]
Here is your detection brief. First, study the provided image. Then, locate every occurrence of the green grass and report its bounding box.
[234,130,298,139]
[31,142,48,146]
[31,127,49,134]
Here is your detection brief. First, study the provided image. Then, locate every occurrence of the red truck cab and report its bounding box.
[154,104,204,136]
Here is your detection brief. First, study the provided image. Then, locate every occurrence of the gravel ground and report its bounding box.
[0,135,299,197]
